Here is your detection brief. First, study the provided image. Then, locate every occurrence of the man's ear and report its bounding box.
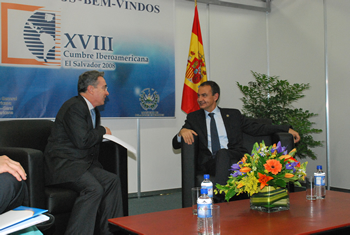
[214,93,219,102]
[87,85,94,94]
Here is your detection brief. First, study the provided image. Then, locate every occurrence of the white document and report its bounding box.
[0,206,47,231]
[0,214,49,235]
[103,134,136,154]
[0,210,34,230]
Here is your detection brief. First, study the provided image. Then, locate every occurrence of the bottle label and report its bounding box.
[197,203,212,218]
[314,174,325,186]
[202,185,213,197]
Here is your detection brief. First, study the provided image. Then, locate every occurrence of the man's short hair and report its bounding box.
[200,81,220,101]
[78,70,105,93]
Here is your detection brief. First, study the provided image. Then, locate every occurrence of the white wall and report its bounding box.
[261,0,350,189]
[327,0,350,189]
[208,4,268,109]
[268,0,327,179]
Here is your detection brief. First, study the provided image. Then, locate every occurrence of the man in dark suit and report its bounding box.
[173,81,300,190]
[44,70,123,235]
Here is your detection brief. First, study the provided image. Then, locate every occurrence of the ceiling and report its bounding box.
[186,0,271,12]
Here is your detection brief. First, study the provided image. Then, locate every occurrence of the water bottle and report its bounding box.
[314,165,326,199]
[201,174,213,200]
[197,188,213,235]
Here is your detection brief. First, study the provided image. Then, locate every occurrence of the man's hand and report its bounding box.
[178,128,198,145]
[0,155,27,181]
[288,128,300,143]
[104,127,112,135]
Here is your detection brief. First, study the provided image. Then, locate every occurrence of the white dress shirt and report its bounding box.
[205,106,228,153]
[82,96,95,124]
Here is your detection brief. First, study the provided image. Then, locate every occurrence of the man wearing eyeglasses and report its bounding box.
[44,70,123,235]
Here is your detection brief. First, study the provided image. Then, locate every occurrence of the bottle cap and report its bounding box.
[204,174,210,179]
[201,188,208,195]
[317,165,322,170]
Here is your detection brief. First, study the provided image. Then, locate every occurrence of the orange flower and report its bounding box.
[258,173,273,190]
[285,173,294,178]
[241,155,248,163]
[279,154,292,160]
[240,167,251,173]
[264,159,282,175]
[237,182,244,188]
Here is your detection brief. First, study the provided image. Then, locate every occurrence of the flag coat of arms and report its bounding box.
[181,3,207,114]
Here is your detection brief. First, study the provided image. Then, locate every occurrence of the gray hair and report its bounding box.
[78,70,105,93]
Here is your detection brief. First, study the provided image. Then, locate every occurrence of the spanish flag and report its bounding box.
[181,1,207,114]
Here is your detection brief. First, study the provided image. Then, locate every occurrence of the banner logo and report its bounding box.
[139,88,159,111]
[1,3,61,67]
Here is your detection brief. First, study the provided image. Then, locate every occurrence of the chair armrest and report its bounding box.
[99,141,128,216]
[271,132,295,153]
[181,135,198,208]
[0,147,46,209]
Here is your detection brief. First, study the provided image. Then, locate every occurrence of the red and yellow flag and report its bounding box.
[181,2,207,114]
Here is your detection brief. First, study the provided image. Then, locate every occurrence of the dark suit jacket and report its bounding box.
[44,95,106,186]
[173,107,290,168]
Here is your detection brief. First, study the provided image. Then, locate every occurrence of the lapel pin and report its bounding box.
[227,114,229,117]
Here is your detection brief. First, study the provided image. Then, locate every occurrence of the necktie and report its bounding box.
[208,113,220,156]
[91,109,96,128]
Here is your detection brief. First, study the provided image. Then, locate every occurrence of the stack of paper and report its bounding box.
[103,134,137,154]
[0,206,49,235]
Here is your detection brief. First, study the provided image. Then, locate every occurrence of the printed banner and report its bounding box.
[0,0,175,118]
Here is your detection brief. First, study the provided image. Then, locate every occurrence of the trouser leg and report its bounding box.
[61,170,104,235]
[89,166,123,235]
[214,149,241,186]
[215,149,249,201]
[0,173,28,214]
[61,166,123,235]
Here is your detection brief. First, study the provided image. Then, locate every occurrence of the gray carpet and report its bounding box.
[128,191,182,216]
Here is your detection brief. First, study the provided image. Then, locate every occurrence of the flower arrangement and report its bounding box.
[215,141,307,202]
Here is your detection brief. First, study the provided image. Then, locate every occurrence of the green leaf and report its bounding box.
[225,188,237,201]
[275,179,287,188]
[215,184,228,191]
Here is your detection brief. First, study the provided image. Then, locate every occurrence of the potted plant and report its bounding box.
[237,71,323,160]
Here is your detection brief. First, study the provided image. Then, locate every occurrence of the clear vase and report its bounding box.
[250,186,289,213]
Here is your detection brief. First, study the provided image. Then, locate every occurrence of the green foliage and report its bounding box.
[237,71,323,160]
